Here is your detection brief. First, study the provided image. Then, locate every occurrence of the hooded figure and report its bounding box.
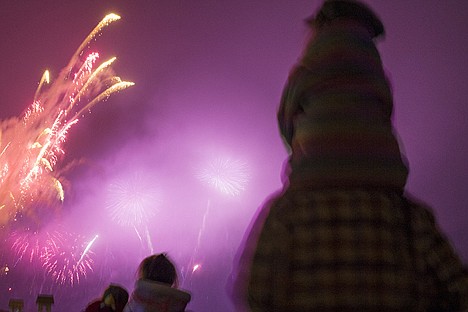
[231,1,468,311]
[123,279,191,312]
[124,253,191,312]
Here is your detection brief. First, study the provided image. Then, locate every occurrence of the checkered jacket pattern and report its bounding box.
[245,189,468,311]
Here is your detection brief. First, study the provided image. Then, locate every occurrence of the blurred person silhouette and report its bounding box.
[230,0,468,311]
[84,284,129,312]
[124,253,191,312]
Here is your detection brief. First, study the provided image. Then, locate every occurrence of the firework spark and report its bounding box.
[9,229,60,265]
[0,13,134,226]
[196,157,250,196]
[41,231,95,285]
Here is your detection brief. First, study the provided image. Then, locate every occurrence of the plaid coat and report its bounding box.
[243,189,468,311]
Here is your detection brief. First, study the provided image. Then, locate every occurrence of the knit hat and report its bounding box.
[306,0,385,38]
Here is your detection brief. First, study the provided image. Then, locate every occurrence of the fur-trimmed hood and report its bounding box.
[124,279,191,312]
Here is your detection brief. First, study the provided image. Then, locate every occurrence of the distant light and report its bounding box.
[0,265,9,275]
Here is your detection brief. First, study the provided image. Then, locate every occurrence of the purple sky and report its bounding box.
[0,1,467,311]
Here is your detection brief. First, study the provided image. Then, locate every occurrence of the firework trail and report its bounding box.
[183,199,211,287]
[197,199,211,249]
[144,226,154,254]
[0,13,134,227]
[77,234,98,267]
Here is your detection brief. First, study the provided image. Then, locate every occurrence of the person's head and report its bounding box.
[306,0,385,38]
[138,253,178,287]
[102,284,129,312]
[299,0,386,73]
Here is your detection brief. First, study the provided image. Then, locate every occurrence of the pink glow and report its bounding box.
[0,1,467,311]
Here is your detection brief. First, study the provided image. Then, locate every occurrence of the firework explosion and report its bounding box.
[105,171,161,228]
[105,171,161,254]
[41,231,97,285]
[7,227,97,286]
[0,13,134,227]
[196,157,250,197]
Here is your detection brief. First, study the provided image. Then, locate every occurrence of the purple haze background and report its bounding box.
[0,0,467,311]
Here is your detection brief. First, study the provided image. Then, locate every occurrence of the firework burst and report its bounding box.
[105,171,161,228]
[0,13,134,226]
[41,231,96,286]
[196,157,250,196]
[7,226,97,286]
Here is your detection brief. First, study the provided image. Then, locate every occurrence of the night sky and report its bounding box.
[0,1,467,311]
